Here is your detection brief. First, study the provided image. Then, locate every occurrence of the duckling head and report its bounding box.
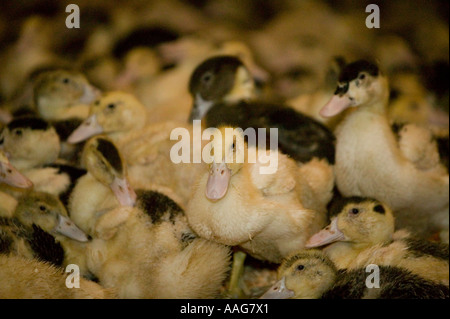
[261,250,337,299]
[15,191,89,242]
[0,150,33,188]
[114,47,161,88]
[320,60,389,118]
[33,69,100,120]
[306,197,395,248]
[67,91,147,144]
[0,117,60,170]
[82,136,136,207]
[188,55,255,121]
[204,126,246,201]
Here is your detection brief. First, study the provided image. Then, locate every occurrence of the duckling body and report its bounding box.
[320,60,449,234]
[86,204,230,299]
[0,255,115,299]
[186,127,331,263]
[306,197,449,285]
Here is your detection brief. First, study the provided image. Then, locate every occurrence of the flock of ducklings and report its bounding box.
[0,0,449,299]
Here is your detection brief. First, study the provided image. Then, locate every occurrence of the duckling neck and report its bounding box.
[324,241,373,269]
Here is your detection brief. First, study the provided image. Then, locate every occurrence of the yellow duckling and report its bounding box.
[33,69,100,121]
[320,60,449,236]
[69,136,137,234]
[186,126,332,263]
[261,249,449,299]
[306,197,449,285]
[0,255,115,299]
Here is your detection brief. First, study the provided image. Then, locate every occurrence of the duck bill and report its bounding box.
[205,162,231,201]
[320,95,352,118]
[79,84,101,104]
[260,277,295,299]
[0,161,33,188]
[67,114,103,143]
[54,214,89,242]
[305,218,345,248]
[110,176,137,207]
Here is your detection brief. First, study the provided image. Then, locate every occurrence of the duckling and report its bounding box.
[85,201,230,298]
[33,69,100,121]
[319,60,449,235]
[186,127,331,263]
[67,91,147,145]
[0,117,85,201]
[67,92,203,206]
[68,136,137,234]
[188,55,335,164]
[306,197,449,285]
[0,255,115,299]
[11,191,90,273]
[261,249,449,299]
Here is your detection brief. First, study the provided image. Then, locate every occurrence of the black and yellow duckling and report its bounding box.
[188,55,336,164]
[306,197,449,285]
[1,191,90,277]
[319,60,448,236]
[261,249,448,299]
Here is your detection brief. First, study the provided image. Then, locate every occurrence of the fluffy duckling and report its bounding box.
[67,92,204,206]
[0,255,115,299]
[186,127,331,263]
[319,60,449,235]
[68,136,137,234]
[0,117,85,200]
[261,250,448,299]
[11,191,90,272]
[306,197,449,285]
[188,55,335,164]
[33,69,100,121]
[67,91,147,145]
[86,202,230,298]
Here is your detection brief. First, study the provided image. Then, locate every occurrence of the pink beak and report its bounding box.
[110,176,137,207]
[0,161,33,188]
[205,162,231,201]
[305,218,346,248]
[320,95,353,118]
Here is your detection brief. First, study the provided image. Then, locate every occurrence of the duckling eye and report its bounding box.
[201,72,213,85]
[350,208,360,215]
[107,103,116,110]
[14,129,23,137]
[296,264,305,271]
[39,205,46,212]
[358,73,366,80]
[62,78,70,84]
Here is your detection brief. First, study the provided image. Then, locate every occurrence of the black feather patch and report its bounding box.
[44,163,87,208]
[338,60,379,83]
[7,116,50,131]
[51,118,84,141]
[0,230,13,254]
[404,237,449,260]
[373,204,385,214]
[328,196,378,218]
[96,138,123,174]
[28,224,64,267]
[136,190,184,224]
